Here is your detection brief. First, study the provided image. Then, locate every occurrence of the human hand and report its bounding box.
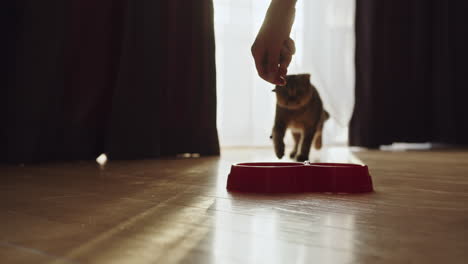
[251,0,296,86]
[252,37,296,86]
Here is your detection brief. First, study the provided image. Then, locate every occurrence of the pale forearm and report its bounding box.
[263,0,297,31]
[271,0,297,7]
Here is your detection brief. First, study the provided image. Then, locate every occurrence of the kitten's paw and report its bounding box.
[276,153,284,159]
[276,150,284,159]
[296,154,309,162]
[314,138,322,149]
[275,143,285,159]
[289,151,297,159]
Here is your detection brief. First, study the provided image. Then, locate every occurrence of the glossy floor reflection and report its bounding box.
[1,147,468,263]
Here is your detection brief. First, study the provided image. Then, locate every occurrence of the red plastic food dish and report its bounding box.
[227,162,373,193]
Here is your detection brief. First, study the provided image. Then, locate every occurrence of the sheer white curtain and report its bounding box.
[214,0,355,147]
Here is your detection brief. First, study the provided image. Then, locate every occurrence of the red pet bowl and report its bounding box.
[226,162,373,193]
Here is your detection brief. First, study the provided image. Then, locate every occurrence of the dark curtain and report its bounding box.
[1,0,219,163]
[351,0,468,148]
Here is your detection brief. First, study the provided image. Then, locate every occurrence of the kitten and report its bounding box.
[271,74,329,161]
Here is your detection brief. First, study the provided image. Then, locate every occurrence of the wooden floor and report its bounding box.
[1,147,468,264]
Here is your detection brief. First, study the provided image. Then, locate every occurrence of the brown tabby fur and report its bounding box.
[271,74,329,161]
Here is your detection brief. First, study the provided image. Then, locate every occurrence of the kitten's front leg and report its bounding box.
[290,132,301,159]
[296,129,315,162]
[272,124,287,159]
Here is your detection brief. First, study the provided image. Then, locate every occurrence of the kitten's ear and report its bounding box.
[303,74,312,86]
[272,87,278,92]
